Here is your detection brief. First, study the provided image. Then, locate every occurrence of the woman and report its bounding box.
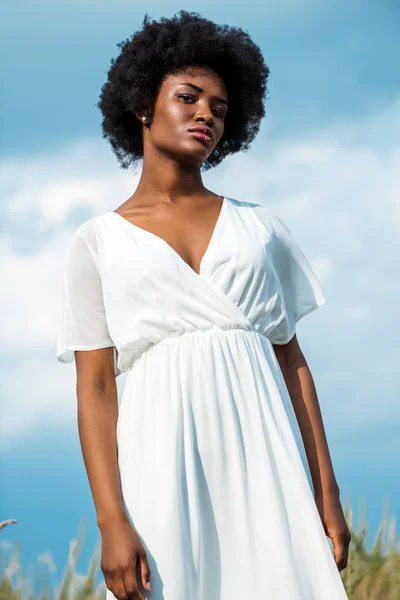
[57,10,350,599]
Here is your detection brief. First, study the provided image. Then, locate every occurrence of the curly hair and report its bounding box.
[97,10,270,173]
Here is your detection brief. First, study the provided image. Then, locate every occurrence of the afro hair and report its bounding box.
[97,10,270,173]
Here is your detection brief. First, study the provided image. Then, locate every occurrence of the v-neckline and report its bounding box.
[106,196,228,277]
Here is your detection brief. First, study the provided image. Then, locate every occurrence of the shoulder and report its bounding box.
[68,216,97,240]
[66,215,106,250]
[226,196,289,235]
[63,216,108,274]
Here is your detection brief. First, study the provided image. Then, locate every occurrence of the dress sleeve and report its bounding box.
[269,213,327,345]
[56,228,121,377]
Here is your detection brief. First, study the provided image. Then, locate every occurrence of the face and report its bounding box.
[137,66,228,167]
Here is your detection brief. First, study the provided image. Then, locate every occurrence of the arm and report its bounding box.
[272,334,339,499]
[74,346,126,529]
[75,347,152,597]
[273,333,351,572]
[57,228,152,595]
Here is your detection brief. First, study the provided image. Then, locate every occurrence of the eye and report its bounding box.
[178,94,225,118]
[178,94,195,103]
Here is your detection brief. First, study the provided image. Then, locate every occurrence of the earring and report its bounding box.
[141,116,147,122]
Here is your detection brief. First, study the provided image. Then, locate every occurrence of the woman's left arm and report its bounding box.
[273,333,351,572]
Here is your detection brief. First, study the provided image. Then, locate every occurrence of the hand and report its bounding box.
[100,518,151,599]
[314,492,351,572]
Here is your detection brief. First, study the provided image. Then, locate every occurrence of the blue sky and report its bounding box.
[1,0,399,596]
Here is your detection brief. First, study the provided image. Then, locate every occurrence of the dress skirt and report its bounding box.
[113,328,348,599]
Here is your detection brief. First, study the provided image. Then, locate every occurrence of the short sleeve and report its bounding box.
[56,227,121,377]
[269,213,327,344]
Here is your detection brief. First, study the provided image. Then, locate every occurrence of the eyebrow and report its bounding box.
[177,83,228,106]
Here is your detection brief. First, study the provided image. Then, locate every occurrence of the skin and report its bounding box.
[272,336,351,572]
[74,65,350,599]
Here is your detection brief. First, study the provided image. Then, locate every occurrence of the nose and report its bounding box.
[194,104,214,124]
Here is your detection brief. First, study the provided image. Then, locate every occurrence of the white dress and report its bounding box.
[56,196,348,599]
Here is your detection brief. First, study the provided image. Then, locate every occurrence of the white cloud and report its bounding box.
[1,97,399,446]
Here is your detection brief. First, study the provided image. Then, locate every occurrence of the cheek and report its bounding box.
[154,99,187,130]
[149,108,188,147]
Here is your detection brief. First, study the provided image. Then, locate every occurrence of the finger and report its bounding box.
[331,532,347,571]
[107,571,126,600]
[122,559,145,600]
[339,532,350,571]
[139,551,152,591]
[104,577,115,599]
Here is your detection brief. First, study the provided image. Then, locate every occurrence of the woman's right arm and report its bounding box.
[75,346,152,598]
[57,228,151,596]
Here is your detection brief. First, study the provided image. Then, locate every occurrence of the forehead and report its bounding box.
[161,68,228,98]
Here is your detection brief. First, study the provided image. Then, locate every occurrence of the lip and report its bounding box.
[188,126,213,142]
[188,131,213,144]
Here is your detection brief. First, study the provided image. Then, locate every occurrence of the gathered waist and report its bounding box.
[150,325,268,345]
[123,325,272,374]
